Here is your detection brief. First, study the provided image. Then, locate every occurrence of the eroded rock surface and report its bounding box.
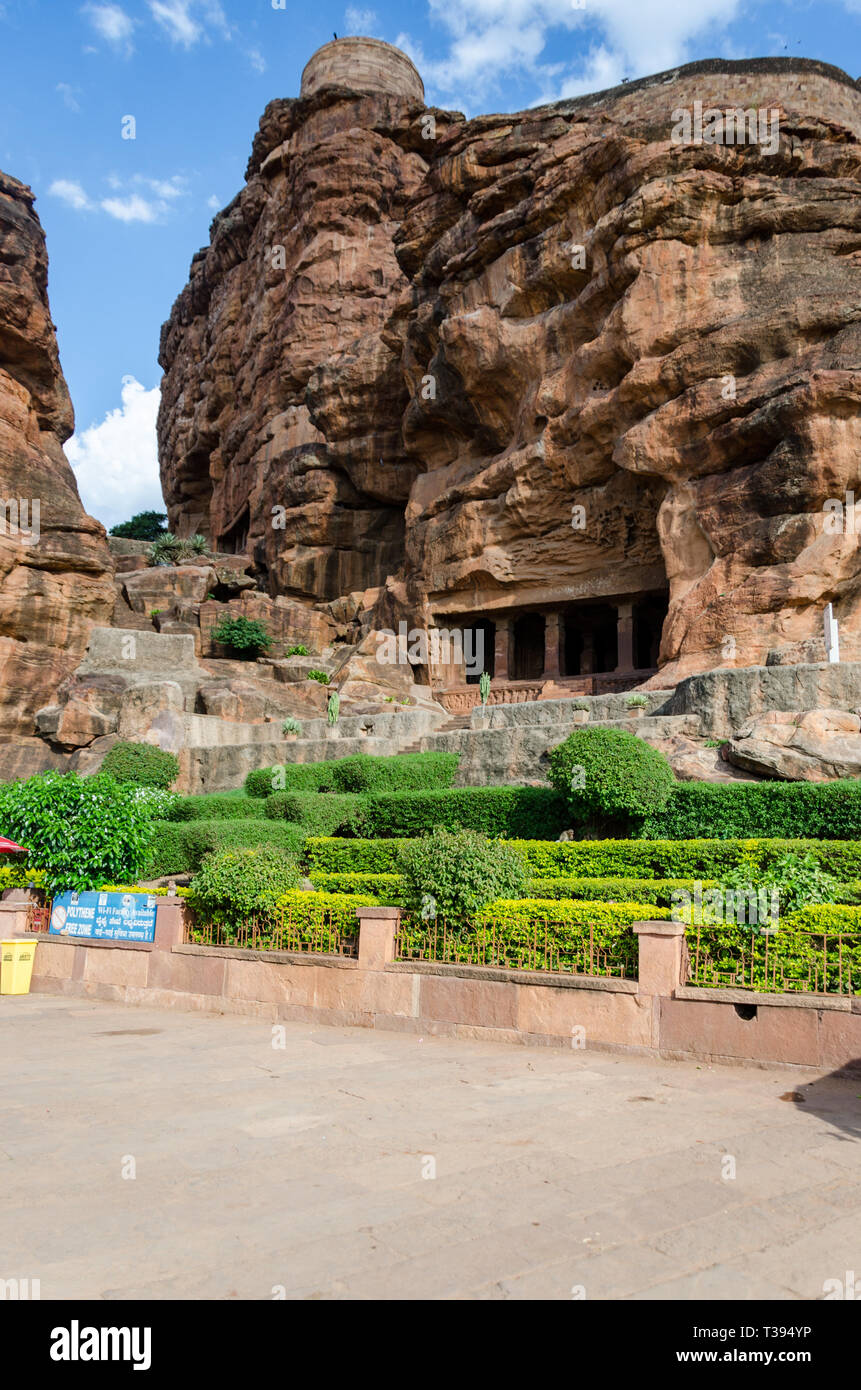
[159,51,861,683]
[0,171,114,760]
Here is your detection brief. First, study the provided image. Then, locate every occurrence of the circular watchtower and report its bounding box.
[301,36,425,102]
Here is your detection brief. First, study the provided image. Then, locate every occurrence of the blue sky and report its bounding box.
[1,0,859,529]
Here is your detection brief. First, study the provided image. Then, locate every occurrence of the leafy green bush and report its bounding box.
[101,741,179,789]
[262,792,368,837]
[400,828,526,917]
[187,890,375,947]
[548,727,676,827]
[285,646,309,657]
[363,787,568,839]
[641,780,861,840]
[168,794,267,822]
[130,786,179,818]
[331,752,459,793]
[718,851,840,920]
[0,772,155,893]
[307,669,330,685]
[210,615,271,658]
[145,819,306,877]
[188,845,300,927]
[687,905,861,994]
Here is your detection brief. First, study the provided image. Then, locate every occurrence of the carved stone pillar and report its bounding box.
[494,619,511,681]
[616,602,635,673]
[543,611,562,679]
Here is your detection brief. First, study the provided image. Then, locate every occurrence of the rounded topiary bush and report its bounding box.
[101,741,179,789]
[548,727,675,826]
[188,844,301,927]
[400,828,526,919]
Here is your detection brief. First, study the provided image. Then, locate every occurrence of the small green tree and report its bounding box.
[110,510,168,541]
[210,615,272,658]
[400,828,525,918]
[0,772,155,893]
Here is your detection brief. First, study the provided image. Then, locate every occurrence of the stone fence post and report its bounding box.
[154,896,186,951]
[634,920,687,1048]
[0,900,30,938]
[356,906,401,970]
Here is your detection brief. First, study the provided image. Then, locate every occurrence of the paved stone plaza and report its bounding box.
[2,995,859,1300]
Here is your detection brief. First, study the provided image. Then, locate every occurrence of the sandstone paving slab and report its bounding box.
[2,995,860,1300]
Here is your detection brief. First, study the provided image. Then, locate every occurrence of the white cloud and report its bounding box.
[49,175,187,223]
[82,3,135,52]
[408,0,744,108]
[345,7,378,34]
[49,179,94,211]
[247,46,266,73]
[148,0,231,47]
[100,193,162,223]
[207,194,221,209]
[57,83,82,113]
[66,378,163,532]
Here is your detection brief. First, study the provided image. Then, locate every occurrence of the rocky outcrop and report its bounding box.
[159,47,861,683]
[726,708,861,780]
[0,171,114,763]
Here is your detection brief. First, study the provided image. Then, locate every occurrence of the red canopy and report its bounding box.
[0,837,28,853]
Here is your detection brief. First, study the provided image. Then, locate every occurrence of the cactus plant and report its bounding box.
[327,691,340,726]
[478,671,491,706]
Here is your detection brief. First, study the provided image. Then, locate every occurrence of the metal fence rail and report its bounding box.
[394,915,636,978]
[686,927,861,995]
[185,907,358,958]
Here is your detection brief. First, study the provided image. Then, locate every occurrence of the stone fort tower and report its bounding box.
[300,36,425,101]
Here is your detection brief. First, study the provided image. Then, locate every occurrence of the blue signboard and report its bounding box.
[49,891,158,943]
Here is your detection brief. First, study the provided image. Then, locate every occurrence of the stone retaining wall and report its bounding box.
[15,902,861,1072]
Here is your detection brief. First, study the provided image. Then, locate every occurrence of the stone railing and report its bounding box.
[436,672,657,714]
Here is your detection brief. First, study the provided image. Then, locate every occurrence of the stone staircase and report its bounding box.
[398,712,471,753]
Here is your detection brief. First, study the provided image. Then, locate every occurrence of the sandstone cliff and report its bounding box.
[0,171,114,769]
[159,46,861,683]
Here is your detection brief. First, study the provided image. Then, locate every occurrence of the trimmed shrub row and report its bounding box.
[362,787,568,839]
[263,792,366,837]
[244,752,459,798]
[168,794,267,821]
[641,781,861,841]
[305,836,861,881]
[146,819,305,877]
[186,889,376,946]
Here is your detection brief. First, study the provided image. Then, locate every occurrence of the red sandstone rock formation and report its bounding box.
[0,171,114,771]
[159,46,861,685]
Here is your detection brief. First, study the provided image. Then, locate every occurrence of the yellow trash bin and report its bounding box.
[0,940,36,995]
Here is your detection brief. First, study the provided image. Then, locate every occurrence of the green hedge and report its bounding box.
[168,794,266,821]
[263,792,367,837]
[146,819,306,877]
[309,871,402,901]
[641,781,861,840]
[187,890,376,948]
[101,741,179,789]
[363,787,568,839]
[688,905,861,994]
[398,899,670,976]
[305,835,861,881]
[245,752,459,799]
[245,764,334,796]
[525,876,716,905]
